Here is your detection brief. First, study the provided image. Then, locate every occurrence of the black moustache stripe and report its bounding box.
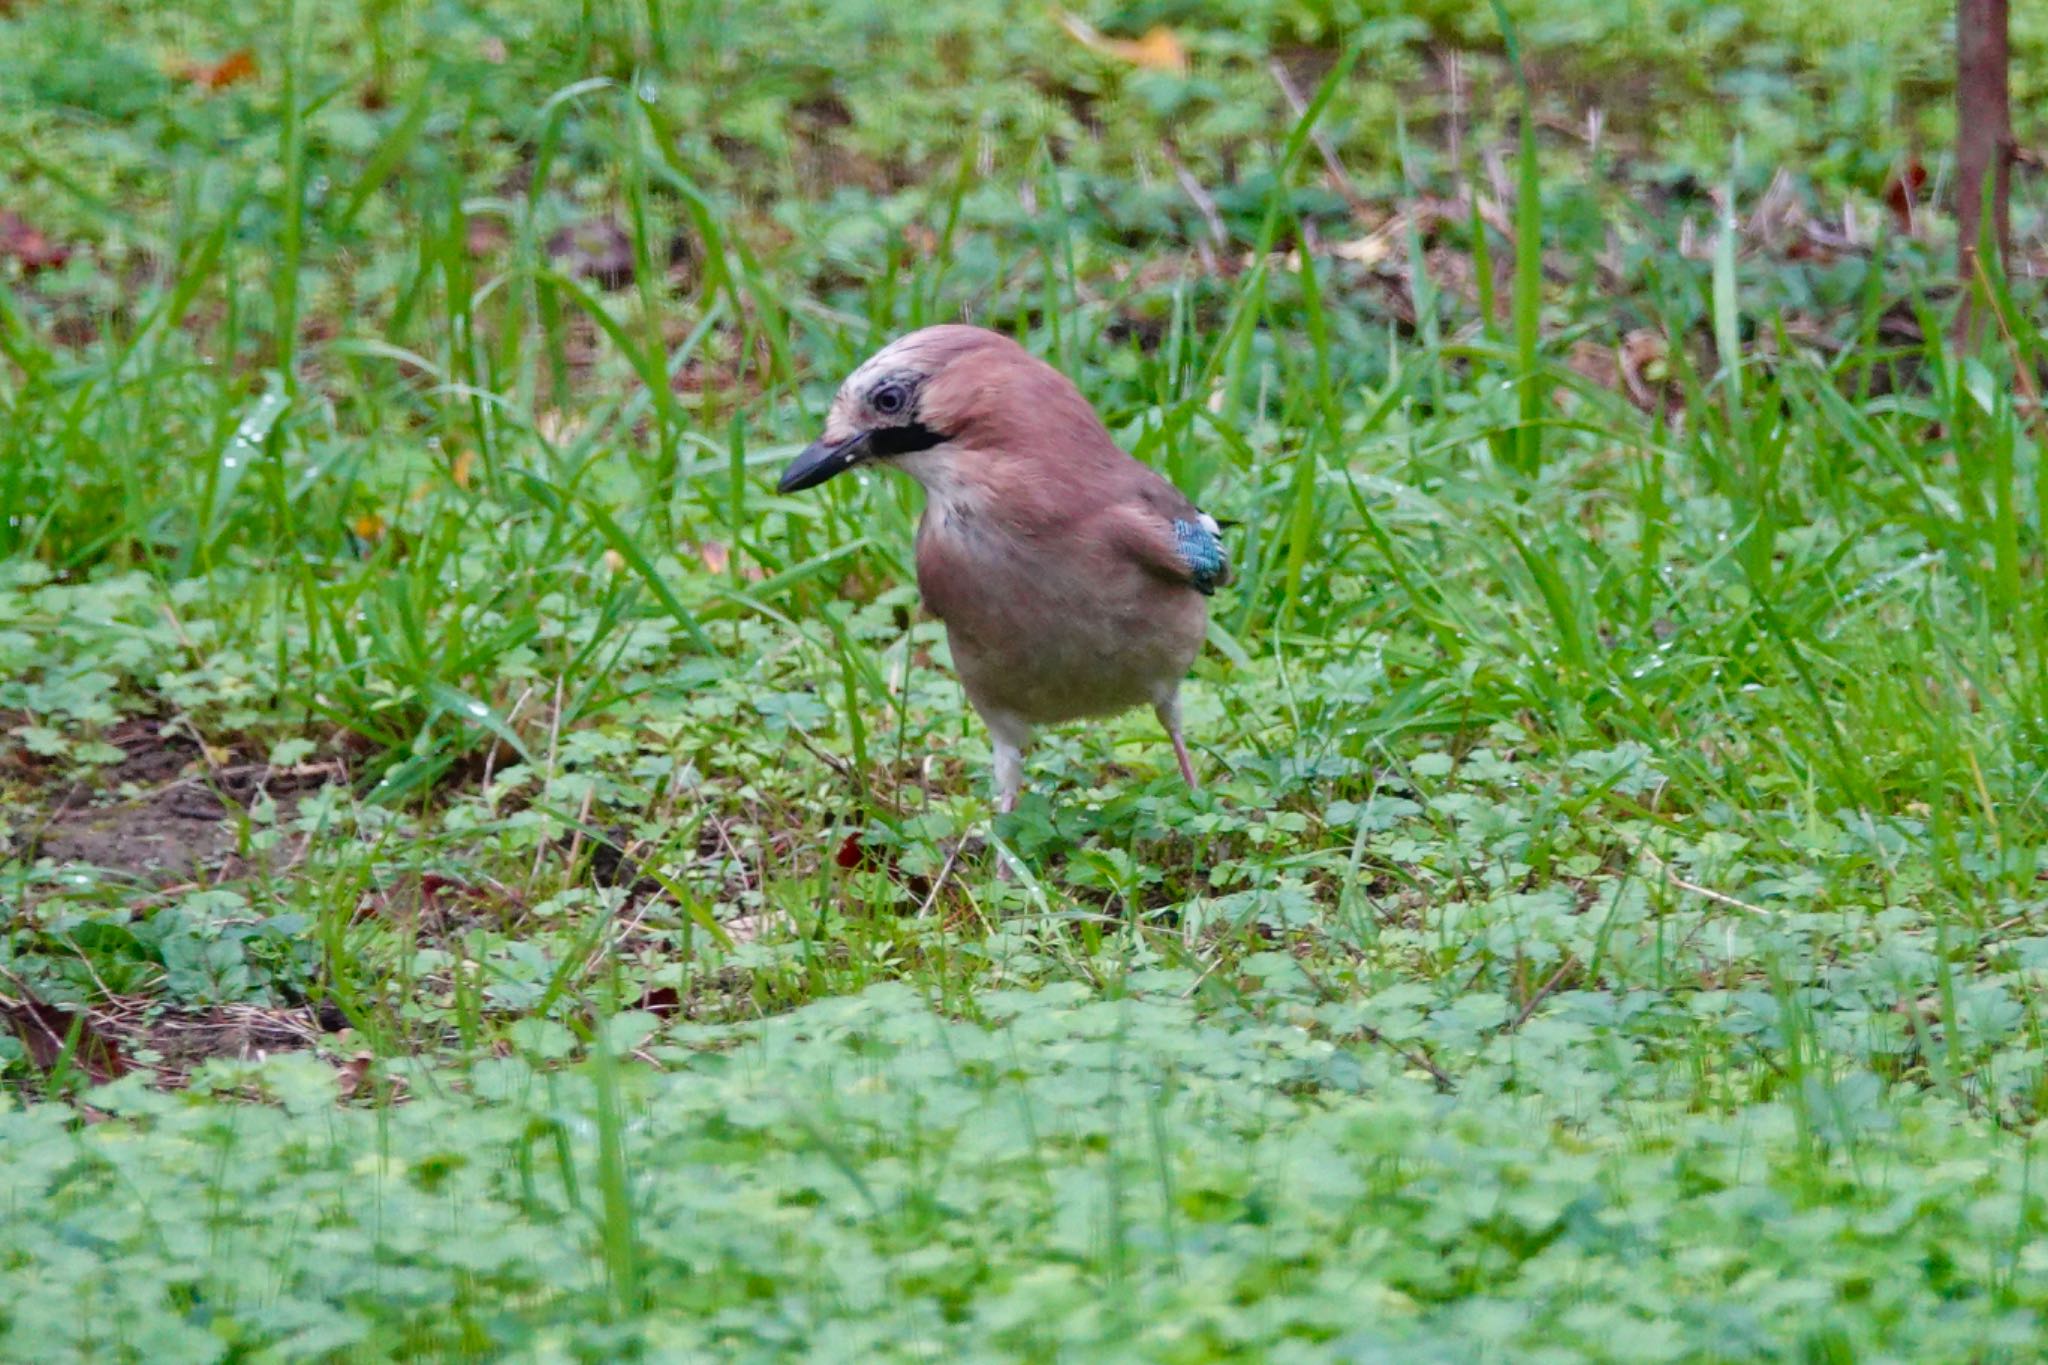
[868,422,947,456]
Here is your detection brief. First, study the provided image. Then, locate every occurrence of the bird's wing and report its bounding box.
[1099,476,1233,597]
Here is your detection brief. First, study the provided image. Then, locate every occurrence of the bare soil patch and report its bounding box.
[12,717,339,891]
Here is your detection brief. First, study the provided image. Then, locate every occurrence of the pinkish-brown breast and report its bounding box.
[914,487,1208,727]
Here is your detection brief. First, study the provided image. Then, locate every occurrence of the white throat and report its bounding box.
[890,446,981,515]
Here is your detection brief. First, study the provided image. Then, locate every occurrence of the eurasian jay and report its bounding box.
[778,324,1230,812]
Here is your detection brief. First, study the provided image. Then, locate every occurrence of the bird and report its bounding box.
[777,324,1230,813]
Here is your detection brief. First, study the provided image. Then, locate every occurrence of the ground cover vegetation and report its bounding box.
[3,0,2048,1357]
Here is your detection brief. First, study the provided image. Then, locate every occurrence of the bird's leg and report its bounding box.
[985,711,1033,815]
[983,717,1032,883]
[1154,695,1198,789]
[993,738,1025,814]
[1170,728,1198,789]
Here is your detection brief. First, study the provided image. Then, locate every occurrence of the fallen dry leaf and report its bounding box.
[334,1050,374,1100]
[535,410,583,445]
[464,217,510,259]
[1055,11,1187,73]
[690,541,766,582]
[1330,232,1394,267]
[723,914,783,945]
[1619,327,1676,413]
[1117,28,1187,73]
[176,48,259,91]
[546,218,635,291]
[0,990,130,1085]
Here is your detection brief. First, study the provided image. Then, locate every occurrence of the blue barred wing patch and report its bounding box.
[1171,514,1230,596]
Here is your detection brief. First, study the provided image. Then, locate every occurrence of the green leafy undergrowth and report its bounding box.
[7,978,2046,1362]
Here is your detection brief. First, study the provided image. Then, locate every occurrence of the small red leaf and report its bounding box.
[637,986,682,1018]
[1882,158,1927,234]
[0,211,72,273]
[834,831,879,871]
[418,872,467,905]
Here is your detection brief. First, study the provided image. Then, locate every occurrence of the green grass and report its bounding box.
[3,0,2047,1358]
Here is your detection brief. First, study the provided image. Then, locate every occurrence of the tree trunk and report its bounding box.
[1955,0,2013,339]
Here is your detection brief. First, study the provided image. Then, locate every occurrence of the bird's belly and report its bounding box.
[921,552,1207,726]
[953,618,1166,722]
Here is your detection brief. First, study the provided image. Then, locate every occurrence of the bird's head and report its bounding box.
[776,324,1109,495]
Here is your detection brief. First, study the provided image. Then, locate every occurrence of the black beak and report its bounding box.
[777,432,872,494]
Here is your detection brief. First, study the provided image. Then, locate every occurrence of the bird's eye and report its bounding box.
[871,383,907,417]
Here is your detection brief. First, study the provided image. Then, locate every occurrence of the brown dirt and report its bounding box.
[33,791,253,882]
[13,716,338,890]
[140,1003,334,1075]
